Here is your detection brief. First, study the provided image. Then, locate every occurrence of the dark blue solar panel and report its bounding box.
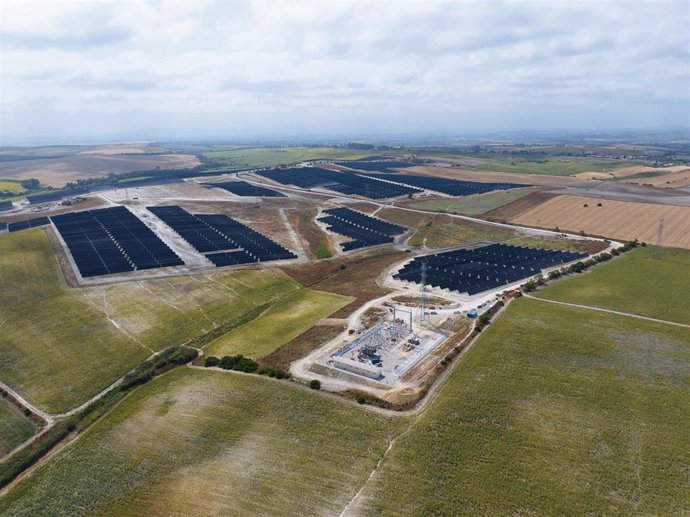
[256,167,421,199]
[149,205,297,267]
[8,217,50,232]
[0,200,13,212]
[365,172,529,197]
[207,181,286,197]
[52,206,184,277]
[318,207,408,252]
[394,244,588,294]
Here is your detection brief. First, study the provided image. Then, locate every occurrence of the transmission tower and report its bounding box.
[419,261,431,323]
[653,217,665,260]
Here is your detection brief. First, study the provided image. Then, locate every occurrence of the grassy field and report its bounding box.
[0,229,302,413]
[205,288,352,358]
[408,188,539,215]
[351,298,690,515]
[0,181,25,195]
[535,247,690,325]
[0,368,403,516]
[202,147,372,169]
[379,208,518,248]
[0,400,36,458]
[476,156,642,176]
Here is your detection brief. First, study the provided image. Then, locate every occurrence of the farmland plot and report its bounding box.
[512,195,690,250]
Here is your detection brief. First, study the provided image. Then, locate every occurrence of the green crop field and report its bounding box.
[0,400,36,457]
[535,247,690,325]
[408,188,539,215]
[351,298,690,516]
[0,181,25,195]
[205,288,352,358]
[0,229,302,413]
[202,146,372,169]
[475,156,642,176]
[0,368,403,516]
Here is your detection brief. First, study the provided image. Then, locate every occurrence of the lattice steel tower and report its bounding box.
[419,261,431,323]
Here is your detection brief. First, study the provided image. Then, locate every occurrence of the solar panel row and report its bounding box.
[318,206,408,252]
[366,172,528,197]
[52,206,184,277]
[148,205,240,253]
[0,200,13,212]
[256,167,421,199]
[149,205,297,266]
[336,160,417,174]
[0,223,7,232]
[8,217,50,232]
[27,187,89,205]
[394,243,587,295]
[207,181,286,197]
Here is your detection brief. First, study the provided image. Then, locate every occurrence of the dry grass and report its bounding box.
[281,248,408,318]
[482,191,559,221]
[512,195,690,249]
[259,325,343,370]
[286,207,332,259]
[622,168,690,188]
[0,154,200,187]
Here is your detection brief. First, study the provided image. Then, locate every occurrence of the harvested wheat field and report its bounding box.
[606,164,690,178]
[623,168,690,189]
[512,195,690,250]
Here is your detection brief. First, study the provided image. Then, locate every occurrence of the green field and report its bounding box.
[535,247,690,325]
[352,298,690,515]
[0,181,25,195]
[0,229,301,413]
[408,188,539,215]
[203,146,372,170]
[475,156,642,176]
[205,288,352,358]
[0,368,403,516]
[0,400,36,457]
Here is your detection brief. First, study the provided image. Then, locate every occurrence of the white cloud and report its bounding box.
[0,0,688,143]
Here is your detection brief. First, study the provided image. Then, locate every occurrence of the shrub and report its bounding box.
[204,356,220,367]
[355,394,366,404]
[219,355,259,373]
[309,379,321,390]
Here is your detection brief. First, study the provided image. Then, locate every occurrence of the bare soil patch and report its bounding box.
[281,248,408,318]
[0,196,106,224]
[0,154,200,187]
[258,324,343,371]
[286,207,331,259]
[512,195,690,250]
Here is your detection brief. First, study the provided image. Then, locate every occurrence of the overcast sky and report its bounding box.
[0,0,688,144]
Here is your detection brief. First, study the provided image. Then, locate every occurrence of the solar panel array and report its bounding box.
[0,223,7,232]
[366,172,527,197]
[394,243,587,295]
[52,206,184,277]
[0,200,13,212]
[256,167,421,199]
[8,217,50,232]
[148,205,297,266]
[206,181,286,197]
[336,160,417,174]
[318,207,408,251]
[27,187,89,205]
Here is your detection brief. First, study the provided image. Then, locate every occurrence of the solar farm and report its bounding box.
[366,172,528,196]
[206,180,286,197]
[148,205,297,266]
[52,206,184,277]
[318,206,409,251]
[394,243,587,295]
[8,216,50,232]
[6,143,687,517]
[256,166,422,198]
